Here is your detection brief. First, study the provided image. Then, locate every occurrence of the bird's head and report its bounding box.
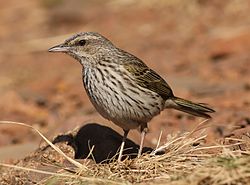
[48,32,114,65]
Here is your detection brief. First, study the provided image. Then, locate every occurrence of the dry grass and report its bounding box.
[0,120,250,185]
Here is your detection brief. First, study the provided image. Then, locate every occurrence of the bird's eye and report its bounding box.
[78,40,86,46]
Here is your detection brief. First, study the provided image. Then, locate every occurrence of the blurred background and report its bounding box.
[0,0,249,160]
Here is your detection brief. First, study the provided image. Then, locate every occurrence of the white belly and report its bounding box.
[83,67,164,130]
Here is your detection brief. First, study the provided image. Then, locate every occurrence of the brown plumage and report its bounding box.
[48,32,215,162]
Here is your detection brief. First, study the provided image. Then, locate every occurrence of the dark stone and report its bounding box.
[51,123,159,163]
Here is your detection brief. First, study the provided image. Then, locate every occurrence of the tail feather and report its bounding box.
[165,97,215,119]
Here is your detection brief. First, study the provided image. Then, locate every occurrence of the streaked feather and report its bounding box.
[124,61,173,100]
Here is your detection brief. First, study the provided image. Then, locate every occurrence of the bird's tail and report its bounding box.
[165,97,215,119]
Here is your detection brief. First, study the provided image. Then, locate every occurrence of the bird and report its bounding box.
[48,32,215,162]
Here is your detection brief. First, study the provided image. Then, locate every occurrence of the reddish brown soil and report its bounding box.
[0,0,249,161]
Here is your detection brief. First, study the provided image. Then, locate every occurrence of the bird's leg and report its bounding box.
[118,129,129,162]
[138,124,148,158]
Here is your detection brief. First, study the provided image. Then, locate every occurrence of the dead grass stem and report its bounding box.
[0,120,249,184]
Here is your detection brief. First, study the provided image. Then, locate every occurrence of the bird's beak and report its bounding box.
[48,44,70,52]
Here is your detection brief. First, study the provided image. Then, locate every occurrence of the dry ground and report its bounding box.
[0,0,250,184]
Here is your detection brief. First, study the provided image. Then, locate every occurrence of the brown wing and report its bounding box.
[124,61,173,100]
